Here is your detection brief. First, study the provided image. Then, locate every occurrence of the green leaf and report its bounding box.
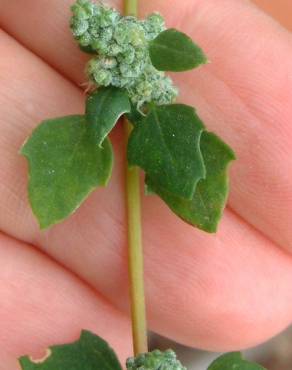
[149,28,208,72]
[79,44,96,54]
[125,102,145,127]
[207,352,266,370]
[19,330,122,370]
[128,104,206,199]
[86,87,131,146]
[146,132,235,233]
[21,115,113,229]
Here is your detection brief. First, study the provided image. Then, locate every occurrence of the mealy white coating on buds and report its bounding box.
[126,349,187,370]
[70,0,178,108]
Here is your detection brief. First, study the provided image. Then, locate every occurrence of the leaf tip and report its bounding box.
[203,57,211,65]
[19,139,29,157]
[39,222,51,231]
[203,225,218,234]
[231,149,237,161]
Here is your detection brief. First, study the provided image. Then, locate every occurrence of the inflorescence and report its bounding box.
[126,349,187,370]
[70,0,178,108]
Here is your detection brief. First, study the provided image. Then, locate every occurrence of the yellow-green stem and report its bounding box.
[124,119,148,356]
[124,0,148,355]
[124,0,138,16]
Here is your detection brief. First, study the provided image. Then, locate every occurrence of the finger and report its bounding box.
[143,0,292,252]
[0,232,131,369]
[1,0,292,253]
[0,0,89,85]
[1,31,292,351]
[253,0,292,30]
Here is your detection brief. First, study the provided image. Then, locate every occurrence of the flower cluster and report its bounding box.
[126,349,187,370]
[70,0,178,108]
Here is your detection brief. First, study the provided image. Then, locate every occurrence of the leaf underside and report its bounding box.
[207,352,266,370]
[149,28,208,72]
[146,131,235,233]
[128,104,206,200]
[19,330,122,370]
[21,115,113,229]
[86,86,131,146]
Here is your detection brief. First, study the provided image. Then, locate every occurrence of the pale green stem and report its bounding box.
[124,0,138,16]
[124,0,148,356]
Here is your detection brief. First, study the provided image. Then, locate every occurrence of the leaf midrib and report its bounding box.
[152,42,193,59]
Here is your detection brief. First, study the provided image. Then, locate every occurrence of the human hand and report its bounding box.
[0,0,292,368]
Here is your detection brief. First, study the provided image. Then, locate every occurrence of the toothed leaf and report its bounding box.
[128,104,206,199]
[21,115,113,229]
[146,132,235,232]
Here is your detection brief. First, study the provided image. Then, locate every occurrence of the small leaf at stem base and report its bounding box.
[19,330,122,370]
[207,352,266,370]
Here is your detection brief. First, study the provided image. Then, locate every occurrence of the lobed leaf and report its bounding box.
[149,28,208,72]
[207,352,266,370]
[128,104,206,199]
[146,132,235,233]
[86,86,131,146]
[21,115,113,229]
[19,330,122,370]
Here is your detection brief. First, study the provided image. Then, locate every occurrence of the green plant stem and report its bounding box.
[124,117,148,356]
[124,0,147,355]
[124,0,138,16]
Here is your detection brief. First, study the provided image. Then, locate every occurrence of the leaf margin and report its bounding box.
[19,329,123,370]
[21,114,114,230]
[149,28,208,72]
[85,86,131,147]
[146,131,236,233]
[127,103,207,200]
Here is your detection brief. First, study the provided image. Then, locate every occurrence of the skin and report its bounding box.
[254,0,292,30]
[0,0,292,367]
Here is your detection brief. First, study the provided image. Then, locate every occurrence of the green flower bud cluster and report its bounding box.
[70,0,178,108]
[126,349,187,370]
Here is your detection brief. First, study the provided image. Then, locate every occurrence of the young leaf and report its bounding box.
[19,330,122,370]
[21,115,113,229]
[207,352,266,370]
[146,132,235,233]
[86,86,131,146]
[128,104,206,199]
[149,28,208,72]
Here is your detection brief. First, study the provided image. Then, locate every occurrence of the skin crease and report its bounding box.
[0,0,292,368]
